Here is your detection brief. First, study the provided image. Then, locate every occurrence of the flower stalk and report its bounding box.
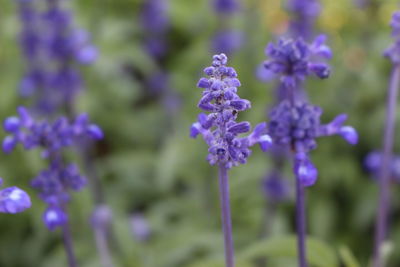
[295,165,308,267]
[218,164,235,267]
[62,220,78,267]
[373,65,400,267]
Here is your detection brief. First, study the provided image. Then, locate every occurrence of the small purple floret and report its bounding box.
[43,206,68,231]
[3,117,21,133]
[264,36,331,89]
[294,153,318,187]
[0,186,31,214]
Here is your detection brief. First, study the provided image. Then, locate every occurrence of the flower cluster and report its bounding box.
[0,178,31,214]
[287,0,321,40]
[140,0,169,59]
[210,0,243,55]
[384,11,400,64]
[191,54,272,169]
[263,37,358,186]
[267,100,357,186]
[17,0,97,113]
[263,36,332,88]
[2,107,103,229]
[364,151,400,182]
[3,107,103,155]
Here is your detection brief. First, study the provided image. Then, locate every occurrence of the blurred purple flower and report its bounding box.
[287,0,321,40]
[268,100,357,186]
[262,171,291,202]
[0,177,31,214]
[212,0,240,14]
[140,0,169,34]
[365,151,400,183]
[130,213,151,242]
[3,107,103,230]
[212,30,244,55]
[16,0,97,114]
[264,36,332,89]
[384,12,400,64]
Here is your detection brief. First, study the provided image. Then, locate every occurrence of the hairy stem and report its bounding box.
[218,164,235,267]
[295,171,308,267]
[373,65,400,267]
[62,221,78,267]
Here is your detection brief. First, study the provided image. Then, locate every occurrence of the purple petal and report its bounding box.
[76,45,98,64]
[228,121,251,134]
[190,122,201,138]
[258,135,273,152]
[309,63,330,79]
[87,124,104,140]
[43,206,68,231]
[197,78,210,88]
[0,187,31,214]
[294,153,318,187]
[252,122,267,138]
[3,136,17,154]
[339,126,358,145]
[3,117,21,133]
[230,99,251,110]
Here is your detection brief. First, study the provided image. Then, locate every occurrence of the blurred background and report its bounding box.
[0,0,400,266]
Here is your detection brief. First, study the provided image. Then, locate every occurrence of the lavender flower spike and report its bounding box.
[192,54,272,168]
[191,54,272,267]
[3,107,103,267]
[268,100,357,186]
[263,36,357,267]
[373,11,400,267]
[264,36,331,89]
[287,0,321,40]
[0,178,31,214]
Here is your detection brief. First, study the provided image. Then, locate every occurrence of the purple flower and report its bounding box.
[140,0,169,34]
[191,54,272,169]
[140,0,170,59]
[262,171,291,202]
[3,107,103,229]
[130,213,151,242]
[268,100,357,186]
[287,0,321,40]
[15,0,97,113]
[91,204,113,228]
[0,178,31,214]
[43,206,68,231]
[263,36,332,89]
[365,151,400,182]
[212,0,240,14]
[384,11,400,64]
[212,30,244,55]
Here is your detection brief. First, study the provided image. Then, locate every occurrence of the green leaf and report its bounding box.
[239,235,339,267]
[338,246,360,267]
[187,258,253,267]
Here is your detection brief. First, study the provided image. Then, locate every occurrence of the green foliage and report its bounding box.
[0,0,400,266]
